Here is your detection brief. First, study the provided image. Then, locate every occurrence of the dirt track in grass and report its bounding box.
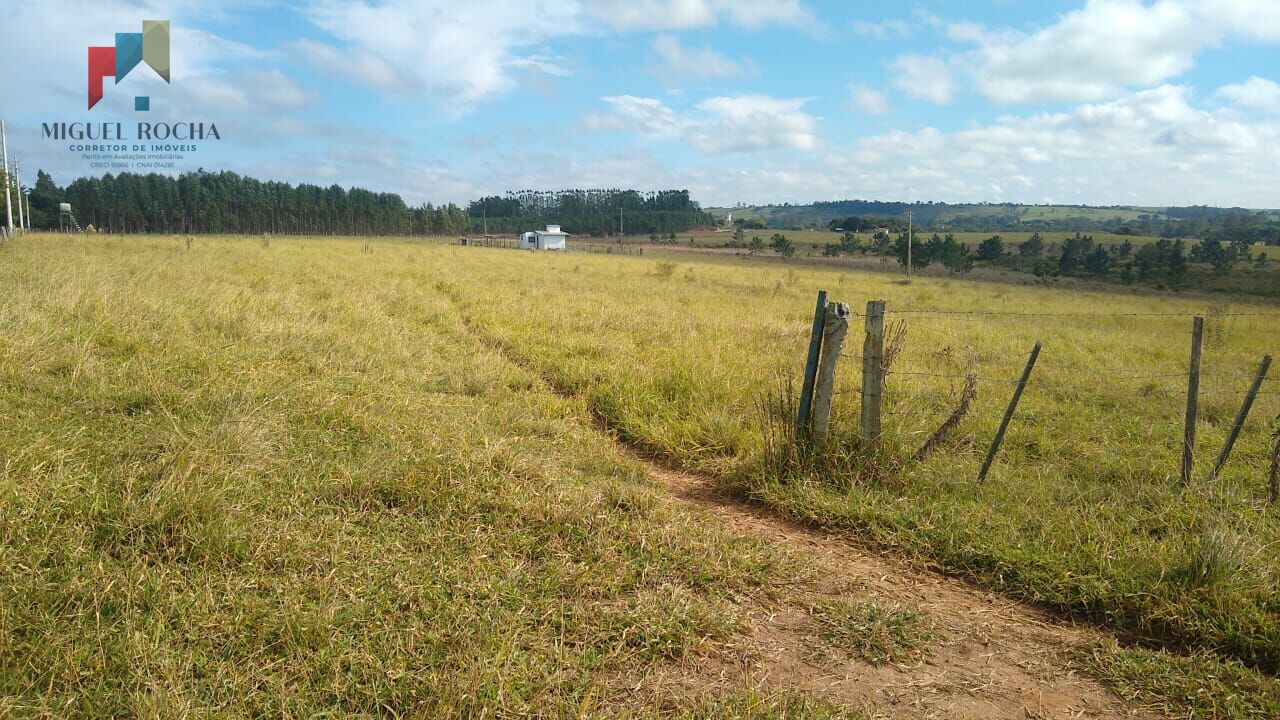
[613,453,1149,719]
[453,302,1153,719]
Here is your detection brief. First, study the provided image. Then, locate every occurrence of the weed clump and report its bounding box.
[809,598,937,667]
[1170,525,1250,590]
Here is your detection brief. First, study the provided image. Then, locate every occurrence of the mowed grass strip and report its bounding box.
[0,235,831,717]
[436,243,1280,676]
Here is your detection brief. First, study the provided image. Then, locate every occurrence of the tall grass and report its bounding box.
[4,234,1279,713]
[0,234,829,717]
[438,243,1280,672]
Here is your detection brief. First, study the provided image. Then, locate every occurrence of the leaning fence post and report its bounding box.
[796,291,828,441]
[812,302,851,447]
[978,342,1041,482]
[1182,316,1204,486]
[860,300,886,449]
[1208,355,1272,483]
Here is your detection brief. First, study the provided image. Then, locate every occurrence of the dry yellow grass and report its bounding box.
[2,233,1279,717]
[436,242,1280,674]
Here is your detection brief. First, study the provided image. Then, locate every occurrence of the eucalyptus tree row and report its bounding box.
[468,188,712,236]
[27,170,475,236]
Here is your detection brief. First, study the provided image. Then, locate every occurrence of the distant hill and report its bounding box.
[707,201,1280,241]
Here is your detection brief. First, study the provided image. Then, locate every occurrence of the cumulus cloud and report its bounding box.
[298,0,583,108]
[587,94,819,153]
[923,0,1280,105]
[889,55,955,104]
[834,84,1280,205]
[586,95,685,137]
[1218,76,1280,110]
[690,95,819,152]
[849,85,889,115]
[574,83,1280,208]
[584,0,813,31]
[649,35,753,82]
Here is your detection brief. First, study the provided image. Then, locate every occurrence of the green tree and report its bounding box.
[1018,232,1044,258]
[894,234,932,270]
[1083,246,1112,277]
[1032,259,1059,284]
[748,235,765,255]
[976,235,1004,261]
[837,231,863,255]
[770,233,794,257]
[1192,238,1238,275]
[1057,234,1095,276]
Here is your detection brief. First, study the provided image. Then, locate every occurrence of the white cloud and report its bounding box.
[649,35,752,82]
[833,84,1280,205]
[587,95,685,136]
[571,83,1279,208]
[968,0,1202,104]
[584,0,812,31]
[587,94,819,154]
[0,0,264,116]
[889,55,955,104]
[299,0,583,108]
[850,19,909,38]
[645,33,752,83]
[932,0,1280,105]
[290,38,414,93]
[690,95,819,152]
[1218,76,1280,110]
[849,85,889,115]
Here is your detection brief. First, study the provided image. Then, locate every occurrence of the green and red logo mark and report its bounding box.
[88,20,170,111]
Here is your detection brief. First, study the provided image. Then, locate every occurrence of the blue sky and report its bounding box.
[3,0,1279,207]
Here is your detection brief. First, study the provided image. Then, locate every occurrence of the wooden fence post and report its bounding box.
[1182,316,1204,486]
[796,291,828,441]
[1270,423,1280,504]
[812,302,851,447]
[978,342,1041,482]
[860,301,886,449]
[1208,354,1272,483]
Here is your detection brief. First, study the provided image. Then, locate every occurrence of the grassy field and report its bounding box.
[707,203,1193,228]
[645,228,1280,257]
[4,233,1280,715]
[610,231,1280,296]
[0,234,891,718]
[443,242,1280,671]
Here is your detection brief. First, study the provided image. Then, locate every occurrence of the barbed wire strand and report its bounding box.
[887,308,1280,318]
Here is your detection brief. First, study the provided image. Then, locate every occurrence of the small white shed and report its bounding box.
[519,224,568,250]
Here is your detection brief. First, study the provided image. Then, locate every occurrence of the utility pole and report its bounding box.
[1,121,12,237]
[23,189,31,231]
[906,209,913,278]
[13,161,24,234]
[619,206,624,238]
[482,207,487,236]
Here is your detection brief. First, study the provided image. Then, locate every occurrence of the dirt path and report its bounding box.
[451,304,1153,718]
[612,453,1149,718]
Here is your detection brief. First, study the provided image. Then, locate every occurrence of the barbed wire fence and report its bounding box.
[793,292,1280,495]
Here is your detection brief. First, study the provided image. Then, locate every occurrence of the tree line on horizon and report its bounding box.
[759,200,1280,244]
[467,189,712,236]
[19,171,713,237]
[812,229,1272,291]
